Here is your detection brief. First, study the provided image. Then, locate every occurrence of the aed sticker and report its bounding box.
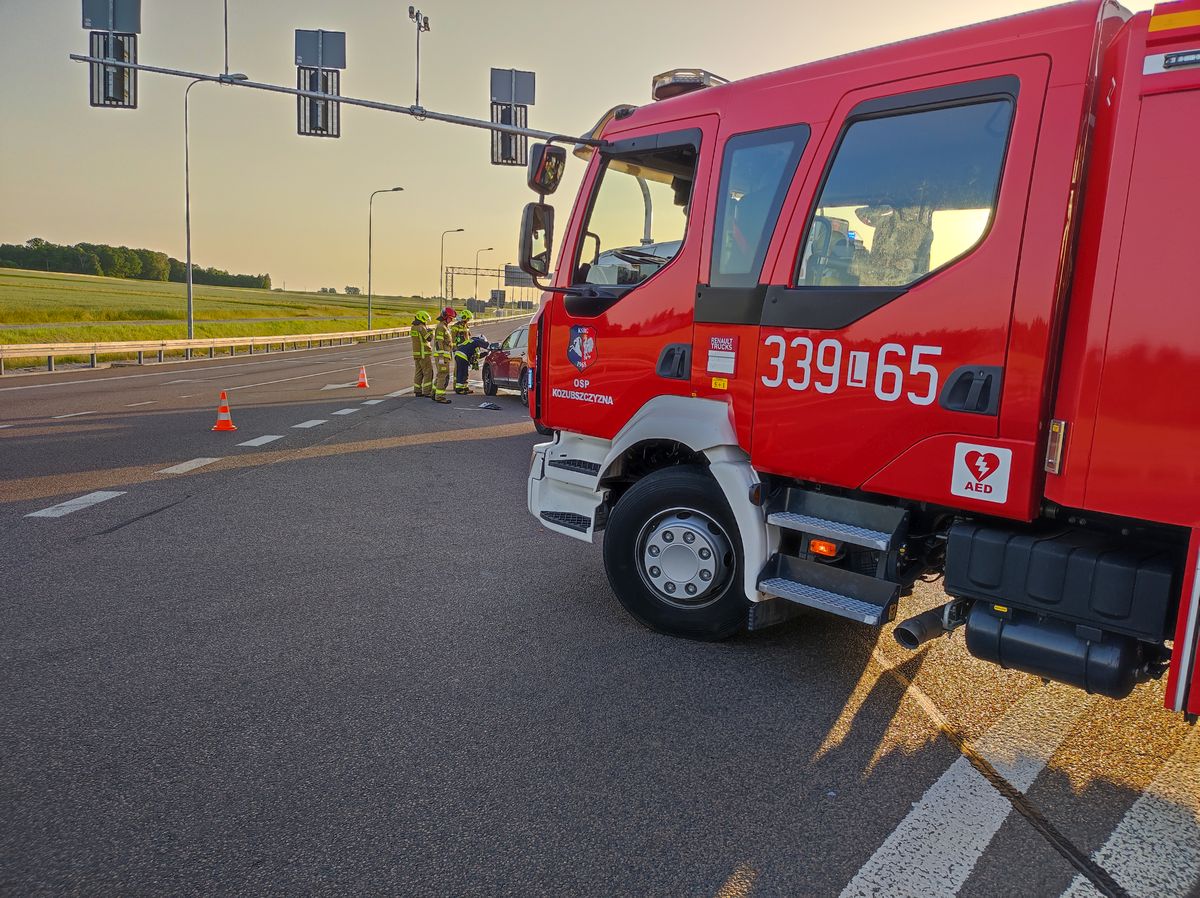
[951,442,1013,504]
[711,376,729,390]
[707,335,738,375]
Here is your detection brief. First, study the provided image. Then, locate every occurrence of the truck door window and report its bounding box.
[711,125,809,287]
[797,99,1013,289]
[572,143,699,290]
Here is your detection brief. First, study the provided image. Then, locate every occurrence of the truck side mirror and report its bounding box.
[519,202,554,279]
[528,144,567,196]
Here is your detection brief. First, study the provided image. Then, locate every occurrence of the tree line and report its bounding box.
[0,237,271,290]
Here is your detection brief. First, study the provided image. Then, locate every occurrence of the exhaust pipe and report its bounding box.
[894,606,948,650]
[894,599,970,651]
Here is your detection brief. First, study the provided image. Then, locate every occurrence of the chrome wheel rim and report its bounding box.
[635,507,733,609]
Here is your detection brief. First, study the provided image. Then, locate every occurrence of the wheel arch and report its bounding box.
[596,396,773,599]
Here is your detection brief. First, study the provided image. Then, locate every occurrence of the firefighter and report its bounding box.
[451,309,477,394]
[454,334,491,395]
[410,310,434,398]
[450,307,474,346]
[431,307,456,404]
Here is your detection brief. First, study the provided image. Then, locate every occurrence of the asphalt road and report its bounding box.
[1,325,1197,897]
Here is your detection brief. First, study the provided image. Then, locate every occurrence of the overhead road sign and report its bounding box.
[82,0,141,109]
[294,29,346,138]
[504,264,535,288]
[490,68,535,166]
[82,0,140,32]
[490,68,535,105]
[294,29,346,69]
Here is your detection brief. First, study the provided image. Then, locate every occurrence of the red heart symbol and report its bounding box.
[965,451,1001,483]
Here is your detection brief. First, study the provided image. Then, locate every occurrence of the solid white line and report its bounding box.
[25,490,126,518]
[331,408,359,416]
[52,410,96,419]
[361,399,384,405]
[1060,729,1200,898]
[0,424,13,429]
[840,682,1091,898]
[292,419,327,429]
[237,434,284,447]
[125,400,156,407]
[157,457,221,475]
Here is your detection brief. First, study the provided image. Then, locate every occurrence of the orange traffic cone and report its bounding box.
[356,365,370,389]
[211,390,238,431]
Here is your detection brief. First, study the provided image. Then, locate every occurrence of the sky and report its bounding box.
[0,0,1156,297]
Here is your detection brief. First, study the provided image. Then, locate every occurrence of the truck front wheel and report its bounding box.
[602,466,748,641]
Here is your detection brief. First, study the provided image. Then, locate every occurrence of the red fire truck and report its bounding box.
[516,0,1200,714]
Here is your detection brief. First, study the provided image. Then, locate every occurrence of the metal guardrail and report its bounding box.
[0,312,533,375]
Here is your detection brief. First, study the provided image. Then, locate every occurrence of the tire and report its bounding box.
[519,367,530,406]
[534,422,554,436]
[602,465,749,641]
[482,364,498,396]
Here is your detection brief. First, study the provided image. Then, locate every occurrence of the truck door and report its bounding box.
[540,115,717,439]
[751,61,1049,518]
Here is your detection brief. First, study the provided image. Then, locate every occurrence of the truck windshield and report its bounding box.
[572,143,697,289]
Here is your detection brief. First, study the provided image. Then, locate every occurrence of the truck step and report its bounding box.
[757,553,900,626]
[766,511,891,550]
[547,458,601,476]
[765,488,908,552]
[540,510,591,532]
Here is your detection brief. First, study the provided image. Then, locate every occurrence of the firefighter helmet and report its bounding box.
[459,309,474,322]
[414,310,432,324]
[439,307,457,321]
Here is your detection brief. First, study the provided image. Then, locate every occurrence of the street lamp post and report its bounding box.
[185,72,247,345]
[368,187,404,331]
[439,227,463,303]
[474,247,493,310]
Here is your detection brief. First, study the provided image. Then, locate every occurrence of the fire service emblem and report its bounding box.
[567,325,597,372]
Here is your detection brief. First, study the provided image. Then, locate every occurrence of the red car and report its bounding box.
[482,325,531,404]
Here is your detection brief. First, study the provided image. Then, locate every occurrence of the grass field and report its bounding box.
[0,268,434,344]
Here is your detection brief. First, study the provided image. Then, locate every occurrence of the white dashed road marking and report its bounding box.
[25,490,126,518]
[0,424,13,429]
[387,388,414,397]
[1060,728,1200,898]
[361,399,384,405]
[292,419,327,429]
[125,401,156,407]
[52,410,96,419]
[157,457,221,475]
[237,435,284,447]
[840,682,1091,898]
[331,408,358,415]
[321,382,358,391]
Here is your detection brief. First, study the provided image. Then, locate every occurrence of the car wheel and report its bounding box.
[519,367,530,406]
[602,465,748,641]
[482,364,498,396]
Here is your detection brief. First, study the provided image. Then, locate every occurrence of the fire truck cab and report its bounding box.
[520,0,1200,714]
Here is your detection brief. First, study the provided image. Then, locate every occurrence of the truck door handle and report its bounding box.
[939,366,1003,415]
[656,344,692,380]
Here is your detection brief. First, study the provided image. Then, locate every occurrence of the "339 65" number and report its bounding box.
[760,336,942,406]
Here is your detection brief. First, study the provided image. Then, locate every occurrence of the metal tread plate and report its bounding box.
[540,510,591,532]
[766,511,891,550]
[547,458,602,476]
[758,576,890,625]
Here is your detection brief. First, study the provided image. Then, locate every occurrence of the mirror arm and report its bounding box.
[530,277,615,299]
